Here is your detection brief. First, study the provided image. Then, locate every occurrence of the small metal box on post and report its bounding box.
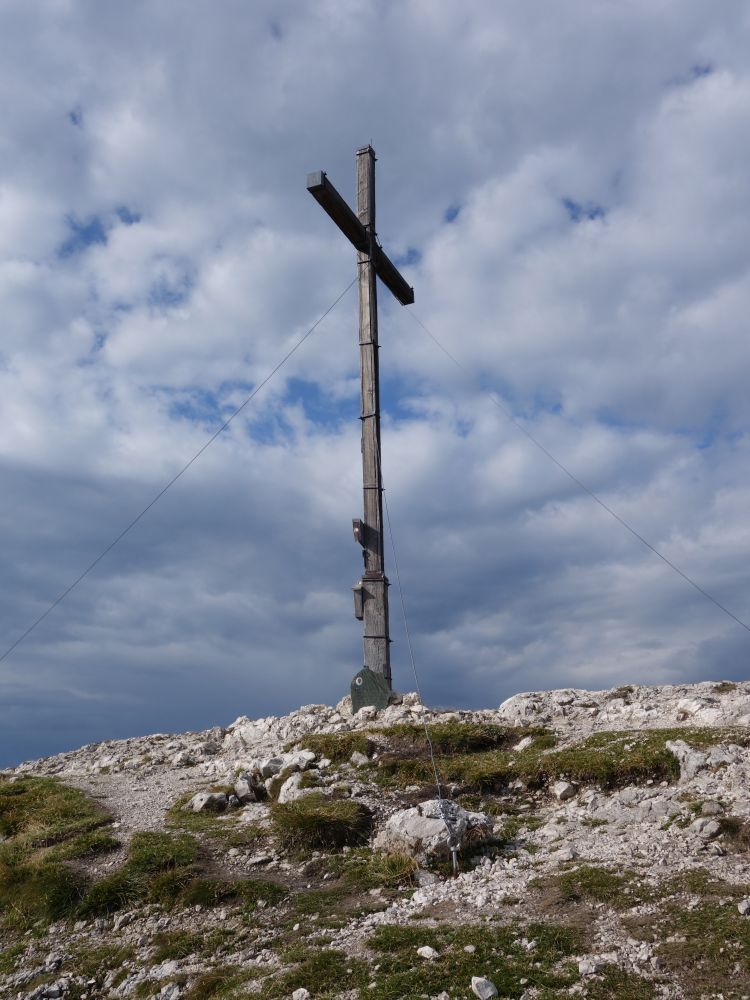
[307,148,414,706]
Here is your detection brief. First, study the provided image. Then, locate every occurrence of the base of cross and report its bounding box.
[350,666,393,712]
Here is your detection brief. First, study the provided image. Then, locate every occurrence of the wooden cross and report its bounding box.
[307,146,414,691]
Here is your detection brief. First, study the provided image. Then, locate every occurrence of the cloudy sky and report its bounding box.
[2,1,749,766]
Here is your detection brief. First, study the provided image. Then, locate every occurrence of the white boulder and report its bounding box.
[373,799,491,861]
[471,976,498,999]
[185,791,227,813]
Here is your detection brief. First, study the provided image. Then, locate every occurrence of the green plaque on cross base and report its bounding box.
[351,667,391,713]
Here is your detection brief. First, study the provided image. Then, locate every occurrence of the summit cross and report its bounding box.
[307,146,414,691]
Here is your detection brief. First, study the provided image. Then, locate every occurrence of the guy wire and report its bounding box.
[379,441,461,874]
[0,277,357,666]
[405,308,750,636]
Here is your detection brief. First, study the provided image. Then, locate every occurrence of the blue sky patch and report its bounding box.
[117,206,141,225]
[164,386,229,427]
[148,258,195,309]
[241,371,428,444]
[562,198,606,223]
[68,107,83,127]
[393,247,421,268]
[690,64,713,79]
[58,216,108,258]
[444,204,461,223]
[284,378,351,428]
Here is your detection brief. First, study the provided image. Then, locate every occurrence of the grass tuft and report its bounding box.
[127,830,199,874]
[713,681,738,694]
[0,775,116,929]
[0,775,111,847]
[184,967,258,1000]
[0,849,87,928]
[718,815,750,851]
[151,930,202,963]
[78,831,200,916]
[0,940,25,974]
[287,731,373,763]
[260,947,368,998]
[326,847,418,889]
[552,864,649,908]
[380,721,538,755]
[271,794,371,852]
[65,942,135,983]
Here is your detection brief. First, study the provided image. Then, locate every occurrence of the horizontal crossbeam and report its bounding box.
[307,171,414,306]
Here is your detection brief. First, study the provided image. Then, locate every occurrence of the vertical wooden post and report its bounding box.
[307,149,412,696]
[356,146,391,687]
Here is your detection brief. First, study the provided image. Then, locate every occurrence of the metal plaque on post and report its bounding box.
[351,666,391,713]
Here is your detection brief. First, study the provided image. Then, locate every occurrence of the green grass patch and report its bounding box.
[0,775,111,849]
[367,920,583,999]
[494,814,543,845]
[624,870,750,999]
[259,947,368,998]
[713,681,738,694]
[0,940,25,974]
[325,847,418,889]
[0,776,117,929]
[65,942,135,983]
[375,726,750,793]
[271,794,371,852]
[380,721,546,755]
[179,876,287,911]
[128,830,199,873]
[77,826,287,918]
[288,884,349,917]
[548,865,650,909]
[287,731,373,763]
[151,930,203,963]
[718,815,750,851]
[166,793,270,851]
[78,831,200,917]
[184,967,259,1000]
[584,966,657,999]
[289,723,552,767]
[45,829,120,862]
[165,792,233,835]
[0,848,87,928]
[285,882,388,931]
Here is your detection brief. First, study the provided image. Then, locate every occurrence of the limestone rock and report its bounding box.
[276,772,319,804]
[417,945,439,960]
[260,757,284,778]
[690,817,721,840]
[666,740,708,781]
[373,799,491,861]
[471,976,498,999]
[552,780,577,801]
[185,791,227,813]
[234,774,257,803]
[578,958,606,976]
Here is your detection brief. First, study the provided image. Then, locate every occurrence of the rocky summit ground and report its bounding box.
[3,681,750,1000]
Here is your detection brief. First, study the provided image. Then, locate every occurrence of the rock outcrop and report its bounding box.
[3,678,750,1000]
